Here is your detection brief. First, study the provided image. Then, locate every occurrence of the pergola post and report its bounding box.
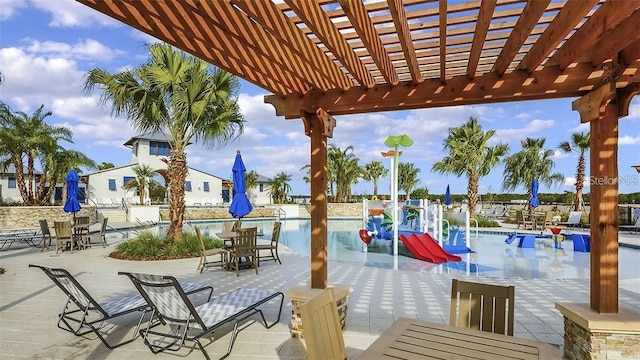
[588,103,619,313]
[557,83,640,360]
[300,108,335,289]
[572,82,618,313]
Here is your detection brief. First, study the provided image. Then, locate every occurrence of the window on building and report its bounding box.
[123,176,136,187]
[149,141,171,156]
[259,183,264,192]
[203,182,210,192]
[8,176,16,188]
[185,181,192,192]
[108,179,116,191]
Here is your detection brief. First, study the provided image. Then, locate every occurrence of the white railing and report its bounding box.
[273,207,286,221]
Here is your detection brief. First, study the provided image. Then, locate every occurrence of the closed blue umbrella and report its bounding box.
[63,169,82,217]
[530,179,540,208]
[444,185,451,206]
[229,150,253,218]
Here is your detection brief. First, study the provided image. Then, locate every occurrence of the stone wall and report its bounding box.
[0,206,97,229]
[563,316,640,359]
[0,202,363,229]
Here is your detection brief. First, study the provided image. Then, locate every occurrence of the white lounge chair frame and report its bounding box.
[29,264,212,349]
[120,272,284,360]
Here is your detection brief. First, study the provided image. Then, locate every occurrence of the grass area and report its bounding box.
[110,230,224,260]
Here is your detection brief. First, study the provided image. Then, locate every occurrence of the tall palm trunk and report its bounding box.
[373,180,378,196]
[12,155,30,205]
[166,152,187,240]
[575,152,586,211]
[468,173,479,213]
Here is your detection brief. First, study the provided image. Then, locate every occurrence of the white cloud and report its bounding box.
[567,122,590,133]
[0,47,85,109]
[553,150,571,159]
[24,38,124,61]
[0,0,26,20]
[493,119,555,143]
[31,0,121,27]
[619,135,640,145]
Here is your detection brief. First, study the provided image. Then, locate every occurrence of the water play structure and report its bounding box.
[359,198,475,264]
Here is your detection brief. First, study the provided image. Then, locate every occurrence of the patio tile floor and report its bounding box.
[1,227,639,359]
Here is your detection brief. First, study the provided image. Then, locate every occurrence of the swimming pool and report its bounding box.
[164,219,640,281]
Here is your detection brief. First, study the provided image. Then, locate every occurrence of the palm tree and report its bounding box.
[97,162,115,170]
[431,117,509,212]
[85,43,245,240]
[267,172,292,204]
[503,137,564,211]
[328,145,360,202]
[40,148,96,205]
[245,170,258,203]
[0,105,73,205]
[397,162,420,200]
[559,132,590,211]
[130,164,155,205]
[361,161,388,196]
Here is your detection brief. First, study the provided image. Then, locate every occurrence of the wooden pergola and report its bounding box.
[77,0,639,314]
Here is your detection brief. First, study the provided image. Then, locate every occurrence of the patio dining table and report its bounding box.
[356,317,562,359]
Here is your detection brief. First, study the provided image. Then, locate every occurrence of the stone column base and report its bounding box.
[556,302,640,359]
[284,284,353,338]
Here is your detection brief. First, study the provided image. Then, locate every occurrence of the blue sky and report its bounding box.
[1,0,640,198]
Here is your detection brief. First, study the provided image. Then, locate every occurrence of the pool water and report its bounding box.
[168,219,640,281]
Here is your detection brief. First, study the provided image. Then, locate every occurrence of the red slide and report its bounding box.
[399,233,462,263]
[416,233,462,262]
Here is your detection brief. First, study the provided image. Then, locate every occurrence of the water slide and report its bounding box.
[399,233,462,263]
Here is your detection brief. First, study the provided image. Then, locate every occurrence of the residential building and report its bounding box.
[85,133,225,206]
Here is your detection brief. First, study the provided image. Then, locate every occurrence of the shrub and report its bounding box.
[473,216,500,227]
[111,230,224,260]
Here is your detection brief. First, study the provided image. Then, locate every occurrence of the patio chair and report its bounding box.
[256,221,282,265]
[54,221,78,253]
[195,226,228,273]
[228,227,259,276]
[82,217,109,248]
[299,288,346,360]
[484,205,498,218]
[515,210,534,230]
[619,216,640,233]
[119,272,284,360]
[558,211,583,230]
[39,219,55,252]
[450,279,515,336]
[29,264,213,349]
[542,210,555,229]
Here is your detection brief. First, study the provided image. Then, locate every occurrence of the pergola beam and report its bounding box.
[492,0,549,76]
[285,0,376,88]
[589,8,640,67]
[467,0,496,80]
[439,0,447,82]
[519,0,598,73]
[266,62,638,118]
[549,0,640,70]
[232,0,353,90]
[388,0,422,84]
[338,0,399,85]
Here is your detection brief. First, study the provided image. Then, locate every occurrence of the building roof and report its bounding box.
[0,164,43,176]
[123,132,170,147]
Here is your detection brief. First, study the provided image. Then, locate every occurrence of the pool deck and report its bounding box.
[1,222,639,359]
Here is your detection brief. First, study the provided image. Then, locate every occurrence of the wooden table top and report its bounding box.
[215,231,264,239]
[356,317,562,360]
